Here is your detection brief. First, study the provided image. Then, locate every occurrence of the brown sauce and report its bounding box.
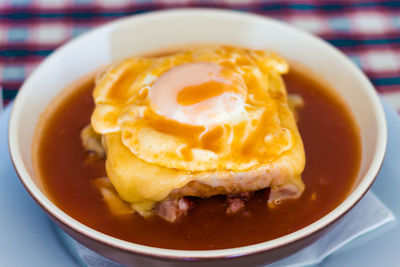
[34,67,361,250]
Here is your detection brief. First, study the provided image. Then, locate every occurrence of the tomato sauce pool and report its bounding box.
[34,67,361,250]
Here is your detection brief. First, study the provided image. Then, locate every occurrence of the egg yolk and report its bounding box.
[149,62,248,127]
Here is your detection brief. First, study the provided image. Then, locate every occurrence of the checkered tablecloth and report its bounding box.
[1,0,400,112]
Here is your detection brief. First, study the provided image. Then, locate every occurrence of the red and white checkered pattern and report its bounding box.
[0,0,399,112]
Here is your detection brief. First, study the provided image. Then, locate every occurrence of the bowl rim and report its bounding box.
[8,8,387,260]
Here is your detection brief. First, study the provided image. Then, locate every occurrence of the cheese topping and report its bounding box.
[91,46,305,213]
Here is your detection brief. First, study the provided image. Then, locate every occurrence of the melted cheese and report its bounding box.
[91,46,305,214]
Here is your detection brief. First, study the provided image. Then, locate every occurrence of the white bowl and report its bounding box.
[9,9,386,266]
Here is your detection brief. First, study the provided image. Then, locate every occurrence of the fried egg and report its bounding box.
[149,62,248,127]
[91,46,305,214]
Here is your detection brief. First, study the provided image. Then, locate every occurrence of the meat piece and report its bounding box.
[226,197,245,215]
[226,192,254,215]
[269,183,302,208]
[80,124,105,158]
[155,198,195,223]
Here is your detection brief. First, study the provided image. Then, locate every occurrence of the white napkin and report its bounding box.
[269,192,394,267]
[63,191,394,267]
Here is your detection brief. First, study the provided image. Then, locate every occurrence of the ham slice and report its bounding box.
[155,198,195,223]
